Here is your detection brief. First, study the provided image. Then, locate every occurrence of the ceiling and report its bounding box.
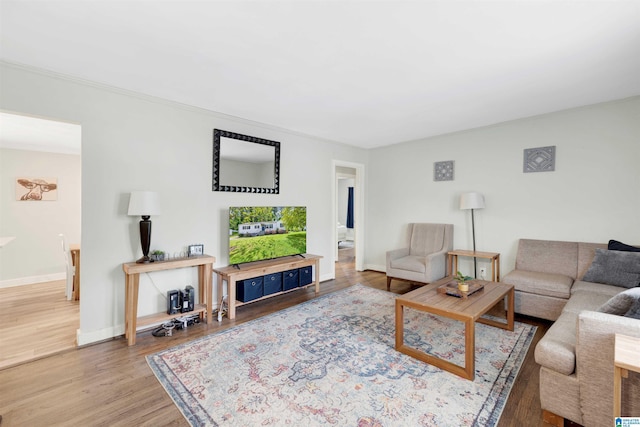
[1,1,639,149]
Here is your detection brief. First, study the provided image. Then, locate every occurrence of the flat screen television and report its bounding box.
[229,206,307,265]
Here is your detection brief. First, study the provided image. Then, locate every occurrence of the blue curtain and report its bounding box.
[346,187,354,229]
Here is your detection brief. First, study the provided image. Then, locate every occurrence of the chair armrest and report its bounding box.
[576,311,640,427]
[386,248,409,268]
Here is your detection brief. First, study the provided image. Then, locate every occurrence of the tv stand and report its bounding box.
[214,254,322,319]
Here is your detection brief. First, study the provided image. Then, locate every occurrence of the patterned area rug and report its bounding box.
[147,284,536,426]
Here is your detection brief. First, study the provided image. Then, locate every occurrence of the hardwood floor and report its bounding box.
[0,280,79,370]
[0,248,553,426]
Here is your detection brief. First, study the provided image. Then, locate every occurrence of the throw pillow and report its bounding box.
[624,298,640,319]
[597,287,640,315]
[582,248,640,288]
[608,239,640,252]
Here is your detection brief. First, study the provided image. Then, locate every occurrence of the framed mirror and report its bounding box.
[212,129,280,193]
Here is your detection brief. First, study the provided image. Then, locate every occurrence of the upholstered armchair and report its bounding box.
[386,223,453,290]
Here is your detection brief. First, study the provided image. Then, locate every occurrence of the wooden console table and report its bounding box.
[448,249,500,282]
[214,254,322,320]
[122,255,215,346]
[614,334,640,418]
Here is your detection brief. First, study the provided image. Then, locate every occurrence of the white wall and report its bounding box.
[366,97,640,278]
[0,148,81,285]
[0,62,367,344]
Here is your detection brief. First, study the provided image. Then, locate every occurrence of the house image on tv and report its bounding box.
[238,221,286,237]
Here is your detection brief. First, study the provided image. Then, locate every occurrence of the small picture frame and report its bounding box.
[188,244,204,257]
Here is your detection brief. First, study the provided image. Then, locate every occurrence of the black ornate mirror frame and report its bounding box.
[212,129,280,194]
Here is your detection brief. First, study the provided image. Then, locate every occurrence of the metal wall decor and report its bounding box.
[524,146,556,173]
[434,160,454,181]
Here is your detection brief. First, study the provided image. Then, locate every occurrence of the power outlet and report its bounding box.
[479,267,487,279]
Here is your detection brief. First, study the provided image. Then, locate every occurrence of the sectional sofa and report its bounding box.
[502,238,640,427]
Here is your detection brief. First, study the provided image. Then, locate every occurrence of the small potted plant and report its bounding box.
[455,271,472,292]
[151,250,165,261]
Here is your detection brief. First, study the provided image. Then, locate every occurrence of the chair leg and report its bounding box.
[386,276,392,291]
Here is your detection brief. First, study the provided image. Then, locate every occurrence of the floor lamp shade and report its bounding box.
[128,191,161,264]
[460,192,485,277]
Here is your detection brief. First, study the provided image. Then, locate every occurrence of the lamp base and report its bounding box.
[136,255,154,264]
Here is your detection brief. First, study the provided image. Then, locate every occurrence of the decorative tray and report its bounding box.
[437,280,485,299]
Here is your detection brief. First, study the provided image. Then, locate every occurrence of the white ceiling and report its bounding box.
[0,112,81,155]
[1,1,639,149]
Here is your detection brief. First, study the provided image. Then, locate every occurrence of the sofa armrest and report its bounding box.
[424,249,448,279]
[576,311,640,427]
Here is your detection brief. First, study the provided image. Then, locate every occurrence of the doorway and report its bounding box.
[332,160,364,278]
[0,111,81,369]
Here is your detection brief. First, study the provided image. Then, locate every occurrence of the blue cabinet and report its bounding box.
[236,277,264,302]
[263,272,282,296]
[299,266,313,286]
[283,269,300,291]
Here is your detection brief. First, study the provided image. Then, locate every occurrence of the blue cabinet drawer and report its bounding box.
[299,266,313,286]
[236,277,263,302]
[283,269,299,291]
[263,273,282,296]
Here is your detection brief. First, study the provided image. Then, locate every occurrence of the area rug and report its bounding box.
[147,284,536,427]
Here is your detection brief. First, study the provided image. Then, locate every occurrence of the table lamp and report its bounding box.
[460,192,485,277]
[128,191,161,263]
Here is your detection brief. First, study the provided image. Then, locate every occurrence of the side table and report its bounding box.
[614,333,640,418]
[448,249,500,281]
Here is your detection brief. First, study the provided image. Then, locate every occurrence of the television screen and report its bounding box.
[229,206,307,265]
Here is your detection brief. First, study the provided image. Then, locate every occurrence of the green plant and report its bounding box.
[151,250,165,255]
[455,271,472,284]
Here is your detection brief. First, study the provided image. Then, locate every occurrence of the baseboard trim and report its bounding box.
[77,324,125,346]
[0,272,66,289]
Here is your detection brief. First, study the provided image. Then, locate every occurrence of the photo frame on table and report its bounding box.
[188,244,204,257]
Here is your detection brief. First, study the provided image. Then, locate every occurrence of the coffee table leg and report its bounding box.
[395,299,404,349]
[507,287,514,331]
[464,318,475,380]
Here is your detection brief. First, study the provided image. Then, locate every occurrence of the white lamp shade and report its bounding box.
[460,192,485,210]
[128,191,161,216]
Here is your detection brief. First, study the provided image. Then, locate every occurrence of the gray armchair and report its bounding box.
[386,223,453,290]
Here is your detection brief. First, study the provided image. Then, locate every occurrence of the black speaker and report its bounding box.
[167,290,180,314]
[181,286,195,313]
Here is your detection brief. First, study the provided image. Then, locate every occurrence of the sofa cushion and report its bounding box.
[608,239,640,252]
[535,313,578,375]
[390,255,426,273]
[582,249,640,288]
[503,270,573,299]
[563,290,612,315]
[597,287,640,315]
[570,280,625,297]
[516,239,578,279]
[625,298,640,319]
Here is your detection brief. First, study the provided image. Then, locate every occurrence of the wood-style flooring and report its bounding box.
[0,248,554,426]
[0,280,79,370]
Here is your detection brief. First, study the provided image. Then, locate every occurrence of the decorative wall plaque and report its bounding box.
[434,160,454,181]
[524,146,556,173]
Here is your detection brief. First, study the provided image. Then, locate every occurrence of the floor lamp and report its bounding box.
[128,191,161,264]
[460,192,485,278]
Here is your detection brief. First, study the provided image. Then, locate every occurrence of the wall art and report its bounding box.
[15,177,58,201]
[524,146,556,173]
[434,160,454,181]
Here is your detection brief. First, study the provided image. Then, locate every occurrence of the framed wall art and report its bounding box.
[15,177,58,201]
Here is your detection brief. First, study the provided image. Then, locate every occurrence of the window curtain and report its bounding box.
[346,187,354,229]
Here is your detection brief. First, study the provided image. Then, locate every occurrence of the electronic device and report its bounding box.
[181,286,195,313]
[228,206,307,265]
[167,290,180,315]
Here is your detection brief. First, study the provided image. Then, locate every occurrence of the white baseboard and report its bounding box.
[77,324,125,346]
[319,272,335,282]
[0,272,65,289]
[364,263,385,273]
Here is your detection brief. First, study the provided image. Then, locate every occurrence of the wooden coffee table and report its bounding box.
[395,275,514,380]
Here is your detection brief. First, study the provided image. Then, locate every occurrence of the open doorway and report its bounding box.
[0,111,81,369]
[332,160,364,278]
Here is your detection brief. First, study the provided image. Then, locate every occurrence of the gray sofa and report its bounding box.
[503,239,640,427]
